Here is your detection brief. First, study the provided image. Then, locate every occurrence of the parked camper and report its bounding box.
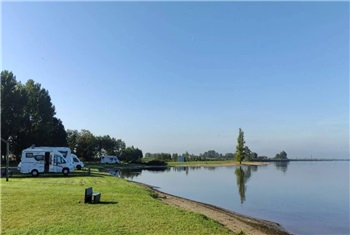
[72,154,84,170]
[101,156,120,164]
[34,146,74,164]
[18,147,74,176]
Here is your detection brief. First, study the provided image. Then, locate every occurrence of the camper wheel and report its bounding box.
[77,165,82,170]
[31,169,39,177]
[62,168,70,176]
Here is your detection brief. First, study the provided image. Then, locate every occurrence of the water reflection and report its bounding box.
[273,161,289,173]
[115,167,169,179]
[234,166,255,204]
[235,167,251,204]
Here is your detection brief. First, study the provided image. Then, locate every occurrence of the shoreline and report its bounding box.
[131,181,291,235]
[110,161,269,171]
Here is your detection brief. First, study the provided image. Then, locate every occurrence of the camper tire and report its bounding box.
[77,165,82,170]
[62,168,70,176]
[31,169,39,177]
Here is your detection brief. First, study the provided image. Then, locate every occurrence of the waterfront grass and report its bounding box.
[1,171,234,234]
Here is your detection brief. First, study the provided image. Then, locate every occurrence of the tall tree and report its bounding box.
[1,71,67,156]
[1,71,27,155]
[49,117,68,146]
[18,79,56,148]
[235,128,245,164]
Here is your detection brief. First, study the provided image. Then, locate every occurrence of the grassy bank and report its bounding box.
[1,170,236,234]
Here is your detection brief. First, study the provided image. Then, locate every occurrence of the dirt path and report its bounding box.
[133,182,291,235]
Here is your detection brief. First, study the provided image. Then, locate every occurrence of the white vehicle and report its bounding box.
[72,154,84,170]
[101,155,120,164]
[18,147,74,176]
[35,146,74,165]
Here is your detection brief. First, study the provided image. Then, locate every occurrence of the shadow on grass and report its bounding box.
[3,172,105,179]
[87,201,118,205]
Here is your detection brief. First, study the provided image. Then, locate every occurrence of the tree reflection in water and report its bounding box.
[274,161,289,173]
[234,166,254,204]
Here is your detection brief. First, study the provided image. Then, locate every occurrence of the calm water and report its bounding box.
[118,161,349,235]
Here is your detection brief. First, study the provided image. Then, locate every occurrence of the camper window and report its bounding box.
[26,153,34,158]
[73,158,79,163]
[55,155,67,164]
[34,155,45,161]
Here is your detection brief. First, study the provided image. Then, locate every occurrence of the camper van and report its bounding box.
[18,147,74,176]
[101,155,120,164]
[71,154,84,170]
[35,146,74,164]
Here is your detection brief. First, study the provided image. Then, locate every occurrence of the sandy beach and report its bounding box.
[133,181,291,235]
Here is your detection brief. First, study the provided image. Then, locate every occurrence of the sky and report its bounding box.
[2,2,349,158]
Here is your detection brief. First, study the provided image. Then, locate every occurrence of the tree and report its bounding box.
[21,79,56,146]
[1,71,68,156]
[75,130,98,161]
[1,71,27,156]
[119,146,143,163]
[224,153,235,159]
[96,137,125,156]
[49,117,68,146]
[274,151,288,160]
[67,129,79,152]
[235,128,245,164]
[202,150,220,159]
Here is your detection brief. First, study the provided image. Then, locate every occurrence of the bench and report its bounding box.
[84,187,101,204]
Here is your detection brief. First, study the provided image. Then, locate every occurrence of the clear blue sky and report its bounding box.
[2,2,349,158]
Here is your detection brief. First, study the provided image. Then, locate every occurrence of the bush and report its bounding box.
[145,160,167,166]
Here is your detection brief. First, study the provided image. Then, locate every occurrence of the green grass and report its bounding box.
[1,170,235,234]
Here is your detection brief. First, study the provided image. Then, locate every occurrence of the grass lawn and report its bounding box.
[1,170,235,234]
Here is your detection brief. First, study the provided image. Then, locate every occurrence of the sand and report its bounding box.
[133,181,291,235]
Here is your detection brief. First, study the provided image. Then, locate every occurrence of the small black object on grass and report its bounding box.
[84,187,101,204]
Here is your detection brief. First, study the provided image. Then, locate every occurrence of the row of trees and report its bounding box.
[67,129,126,161]
[144,150,237,162]
[67,129,143,162]
[1,71,67,157]
[1,70,143,163]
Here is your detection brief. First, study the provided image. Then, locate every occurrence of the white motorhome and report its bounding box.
[35,146,74,165]
[18,147,74,176]
[101,155,120,164]
[71,154,84,170]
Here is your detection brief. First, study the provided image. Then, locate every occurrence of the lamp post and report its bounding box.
[1,137,10,182]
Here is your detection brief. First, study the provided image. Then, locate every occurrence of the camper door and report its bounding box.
[53,154,67,173]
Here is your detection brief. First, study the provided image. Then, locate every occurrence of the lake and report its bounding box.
[117,161,349,235]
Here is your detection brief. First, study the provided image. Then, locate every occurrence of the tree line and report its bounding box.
[1,71,67,157]
[1,70,142,162]
[67,129,142,162]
